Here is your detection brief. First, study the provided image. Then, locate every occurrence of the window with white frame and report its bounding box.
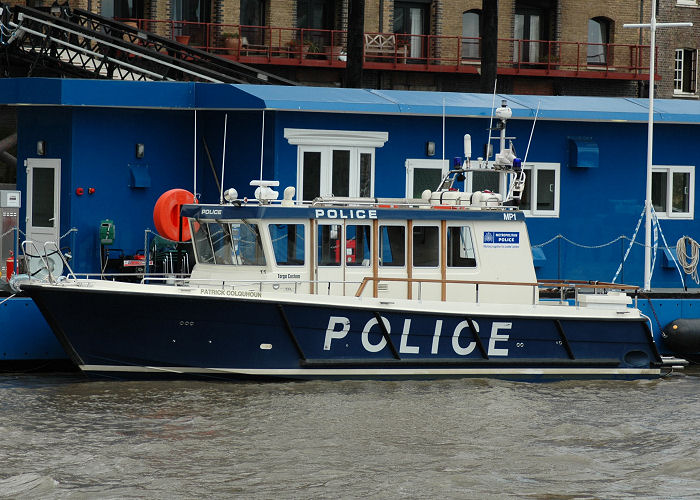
[467,169,508,196]
[677,0,698,6]
[652,165,695,219]
[405,159,448,198]
[674,48,697,94]
[519,162,560,217]
[284,129,388,200]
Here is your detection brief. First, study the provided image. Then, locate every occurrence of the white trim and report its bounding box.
[652,164,695,219]
[284,128,389,147]
[79,364,661,377]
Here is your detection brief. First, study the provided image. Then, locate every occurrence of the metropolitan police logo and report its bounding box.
[483,231,519,247]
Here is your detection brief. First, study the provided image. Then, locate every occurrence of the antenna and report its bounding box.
[259,109,265,182]
[523,100,541,165]
[442,97,445,164]
[485,78,497,163]
[192,109,197,202]
[219,113,228,204]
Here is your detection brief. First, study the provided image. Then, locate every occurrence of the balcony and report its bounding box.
[121,19,657,81]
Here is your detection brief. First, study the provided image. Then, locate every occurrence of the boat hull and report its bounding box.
[24,284,665,381]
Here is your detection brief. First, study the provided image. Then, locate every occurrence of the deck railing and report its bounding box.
[118,18,656,80]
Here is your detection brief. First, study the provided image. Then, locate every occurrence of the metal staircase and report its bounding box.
[0,4,295,85]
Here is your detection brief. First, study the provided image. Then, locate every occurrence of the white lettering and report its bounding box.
[356,209,366,219]
[431,320,442,354]
[340,210,349,219]
[452,320,476,356]
[488,322,511,356]
[369,209,377,219]
[315,209,325,218]
[327,209,338,218]
[399,319,419,354]
[361,316,389,353]
[324,316,350,350]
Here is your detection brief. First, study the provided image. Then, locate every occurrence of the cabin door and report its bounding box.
[25,158,62,272]
[315,221,373,297]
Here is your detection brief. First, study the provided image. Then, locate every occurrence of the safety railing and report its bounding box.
[117,18,656,79]
[354,276,639,306]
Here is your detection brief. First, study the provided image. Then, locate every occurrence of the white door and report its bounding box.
[26,158,62,273]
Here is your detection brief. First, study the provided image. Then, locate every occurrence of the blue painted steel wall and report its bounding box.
[17,106,205,273]
[5,79,700,287]
[268,110,699,289]
[0,297,65,361]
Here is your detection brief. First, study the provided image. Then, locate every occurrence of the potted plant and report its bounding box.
[304,39,323,59]
[222,32,243,55]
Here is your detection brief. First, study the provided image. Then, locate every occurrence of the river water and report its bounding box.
[0,370,698,499]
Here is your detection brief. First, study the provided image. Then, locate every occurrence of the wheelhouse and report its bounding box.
[182,201,537,305]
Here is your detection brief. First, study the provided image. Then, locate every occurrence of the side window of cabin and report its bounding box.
[346,224,372,266]
[379,225,406,267]
[447,225,476,268]
[413,225,439,267]
[318,224,341,266]
[191,221,214,264]
[269,224,305,266]
[231,222,267,266]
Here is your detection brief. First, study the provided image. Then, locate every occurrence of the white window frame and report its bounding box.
[405,159,449,198]
[520,162,560,218]
[284,129,388,201]
[466,169,509,196]
[674,48,697,95]
[652,165,695,220]
[677,0,698,6]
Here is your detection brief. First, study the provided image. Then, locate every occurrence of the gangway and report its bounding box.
[0,4,296,85]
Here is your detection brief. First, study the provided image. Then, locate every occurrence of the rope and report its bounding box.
[676,235,700,284]
[533,234,630,249]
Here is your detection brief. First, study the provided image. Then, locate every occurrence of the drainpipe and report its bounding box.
[379,0,383,32]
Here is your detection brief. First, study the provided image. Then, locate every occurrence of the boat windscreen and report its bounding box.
[190,220,266,266]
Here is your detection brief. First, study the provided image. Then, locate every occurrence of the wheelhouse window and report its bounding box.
[379,225,406,267]
[269,224,305,266]
[413,225,439,267]
[191,221,266,265]
[317,224,342,266]
[284,129,388,201]
[519,163,560,217]
[588,17,611,66]
[346,225,372,266]
[652,165,695,219]
[446,225,476,268]
[462,10,481,60]
[675,48,697,94]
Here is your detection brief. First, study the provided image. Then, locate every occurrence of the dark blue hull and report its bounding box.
[24,285,666,381]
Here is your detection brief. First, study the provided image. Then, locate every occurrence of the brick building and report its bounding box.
[6,0,698,97]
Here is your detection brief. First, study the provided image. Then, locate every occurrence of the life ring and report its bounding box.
[153,189,197,241]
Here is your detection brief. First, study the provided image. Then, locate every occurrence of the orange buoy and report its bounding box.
[153,189,197,241]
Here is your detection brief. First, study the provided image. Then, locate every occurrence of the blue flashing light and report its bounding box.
[453,157,462,167]
[513,157,522,170]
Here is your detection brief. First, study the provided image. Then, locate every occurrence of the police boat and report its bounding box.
[20,108,669,381]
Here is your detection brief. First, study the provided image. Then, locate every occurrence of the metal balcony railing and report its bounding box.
[118,18,657,80]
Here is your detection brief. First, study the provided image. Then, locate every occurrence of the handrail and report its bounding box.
[354,275,638,306]
[115,17,657,79]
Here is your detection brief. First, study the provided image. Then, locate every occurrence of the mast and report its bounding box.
[624,1,691,290]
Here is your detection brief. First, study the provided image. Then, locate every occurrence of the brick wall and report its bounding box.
[655,0,700,98]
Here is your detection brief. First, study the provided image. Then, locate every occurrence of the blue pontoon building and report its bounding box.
[1,77,699,364]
